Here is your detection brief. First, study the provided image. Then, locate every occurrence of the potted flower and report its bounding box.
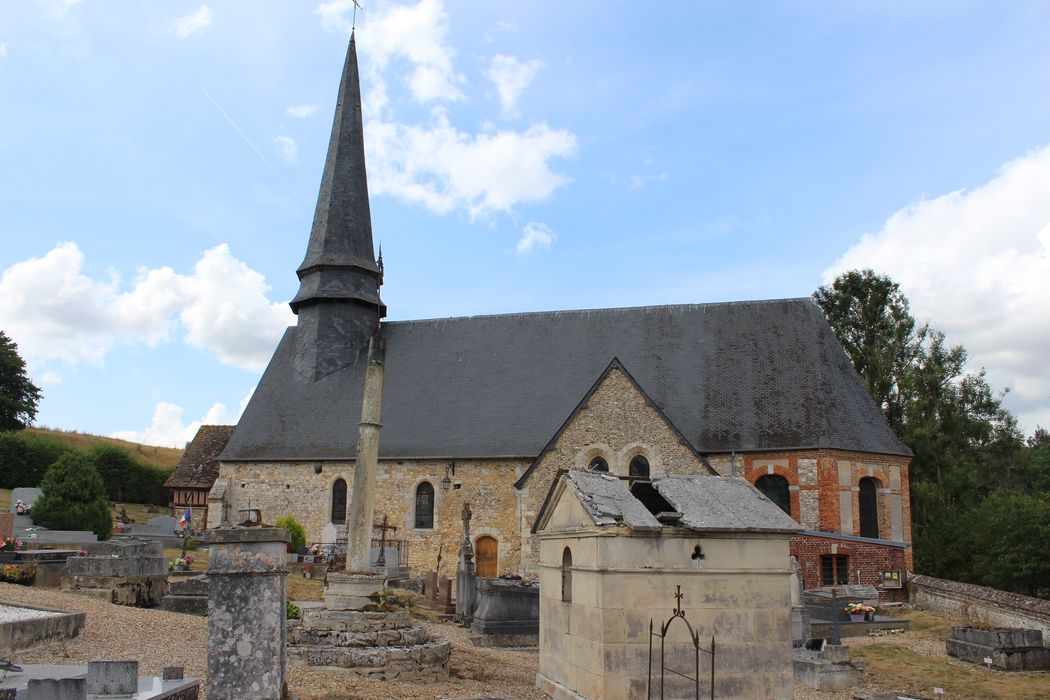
[844,602,876,622]
[14,499,31,515]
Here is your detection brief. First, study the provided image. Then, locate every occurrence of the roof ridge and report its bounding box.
[383,297,814,326]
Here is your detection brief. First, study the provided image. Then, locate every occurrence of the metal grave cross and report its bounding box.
[373,514,397,567]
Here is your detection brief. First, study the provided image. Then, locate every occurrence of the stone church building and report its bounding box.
[210,35,913,594]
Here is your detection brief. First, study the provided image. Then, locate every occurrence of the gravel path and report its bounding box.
[0,583,970,699]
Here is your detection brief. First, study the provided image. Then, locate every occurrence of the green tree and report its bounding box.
[32,452,112,539]
[0,330,43,430]
[275,515,306,552]
[815,269,1041,592]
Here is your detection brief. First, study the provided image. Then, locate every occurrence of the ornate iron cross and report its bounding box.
[373,514,397,567]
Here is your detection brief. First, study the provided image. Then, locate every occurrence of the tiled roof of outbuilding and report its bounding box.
[221,298,911,462]
[165,425,236,489]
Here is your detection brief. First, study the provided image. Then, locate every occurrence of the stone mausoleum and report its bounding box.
[204,33,914,597]
[535,470,800,699]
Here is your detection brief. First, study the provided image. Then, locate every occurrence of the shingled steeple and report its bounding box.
[291,32,386,381]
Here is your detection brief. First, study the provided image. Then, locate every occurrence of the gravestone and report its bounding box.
[148,515,177,533]
[206,526,288,700]
[62,538,168,606]
[86,660,138,695]
[947,627,1050,671]
[160,574,209,616]
[470,578,539,647]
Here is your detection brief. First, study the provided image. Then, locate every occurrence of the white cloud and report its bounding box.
[367,113,576,218]
[110,389,252,448]
[825,145,1050,432]
[0,242,293,372]
[495,20,517,33]
[316,1,576,218]
[516,222,555,258]
[0,43,7,58]
[40,371,61,385]
[273,135,298,163]
[286,104,318,118]
[170,5,212,39]
[488,54,543,118]
[319,0,464,104]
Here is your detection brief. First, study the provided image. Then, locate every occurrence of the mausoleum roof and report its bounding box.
[654,475,802,533]
[166,424,236,489]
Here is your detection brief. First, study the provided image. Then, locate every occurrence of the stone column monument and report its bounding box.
[326,334,387,610]
[206,525,289,700]
[455,502,476,625]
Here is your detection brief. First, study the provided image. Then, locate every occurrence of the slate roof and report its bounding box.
[221,298,912,462]
[166,425,236,489]
[538,471,801,534]
[654,475,802,533]
[563,470,662,531]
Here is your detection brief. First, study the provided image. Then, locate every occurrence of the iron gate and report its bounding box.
[647,585,715,700]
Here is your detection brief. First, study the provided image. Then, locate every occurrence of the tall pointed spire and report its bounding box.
[290,31,385,317]
[290,32,386,382]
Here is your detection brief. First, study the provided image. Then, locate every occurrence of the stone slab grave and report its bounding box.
[469,578,538,648]
[159,574,209,616]
[794,640,865,691]
[0,604,85,656]
[112,516,181,548]
[0,660,200,699]
[62,538,168,607]
[946,626,1050,671]
[9,487,99,547]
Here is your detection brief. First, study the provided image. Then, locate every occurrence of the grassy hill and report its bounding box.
[25,427,184,471]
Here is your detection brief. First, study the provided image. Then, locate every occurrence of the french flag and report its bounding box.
[178,508,191,529]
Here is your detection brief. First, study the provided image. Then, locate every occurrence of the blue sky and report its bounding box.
[2,0,1049,446]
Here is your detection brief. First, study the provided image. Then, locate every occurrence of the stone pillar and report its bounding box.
[206,526,289,700]
[345,334,385,572]
[326,334,387,611]
[455,502,476,625]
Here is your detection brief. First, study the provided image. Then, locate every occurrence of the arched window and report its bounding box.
[414,481,435,529]
[331,478,347,525]
[589,456,609,472]
[629,455,650,479]
[561,547,573,602]
[859,477,880,538]
[755,474,791,517]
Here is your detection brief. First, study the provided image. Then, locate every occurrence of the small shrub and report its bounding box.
[275,515,306,553]
[286,601,301,620]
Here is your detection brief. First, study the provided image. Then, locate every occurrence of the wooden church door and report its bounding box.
[475,536,498,578]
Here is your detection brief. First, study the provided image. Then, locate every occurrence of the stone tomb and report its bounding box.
[0,660,199,699]
[159,574,209,616]
[535,471,801,700]
[946,626,1050,671]
[62,538,168,607]
[469,578,539,647]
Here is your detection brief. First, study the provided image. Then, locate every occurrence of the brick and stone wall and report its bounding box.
[709,448,913,570]
[792,532,909,603]
[910,574,1050,643]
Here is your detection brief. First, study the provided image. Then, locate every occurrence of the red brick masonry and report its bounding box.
[792,531,910,603]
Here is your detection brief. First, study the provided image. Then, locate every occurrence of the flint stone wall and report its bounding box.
[911,574,1050,644]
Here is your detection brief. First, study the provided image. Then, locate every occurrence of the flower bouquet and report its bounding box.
[168,554,194,572]
[14,499,31,515]
[0,536,23,552]
[844,602,876,621]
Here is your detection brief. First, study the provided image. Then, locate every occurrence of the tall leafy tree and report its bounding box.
[814,269,1037,588]
[0,330,43,430]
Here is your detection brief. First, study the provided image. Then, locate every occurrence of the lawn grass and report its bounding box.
[853,611,1050,700]
[287,575,325,601]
